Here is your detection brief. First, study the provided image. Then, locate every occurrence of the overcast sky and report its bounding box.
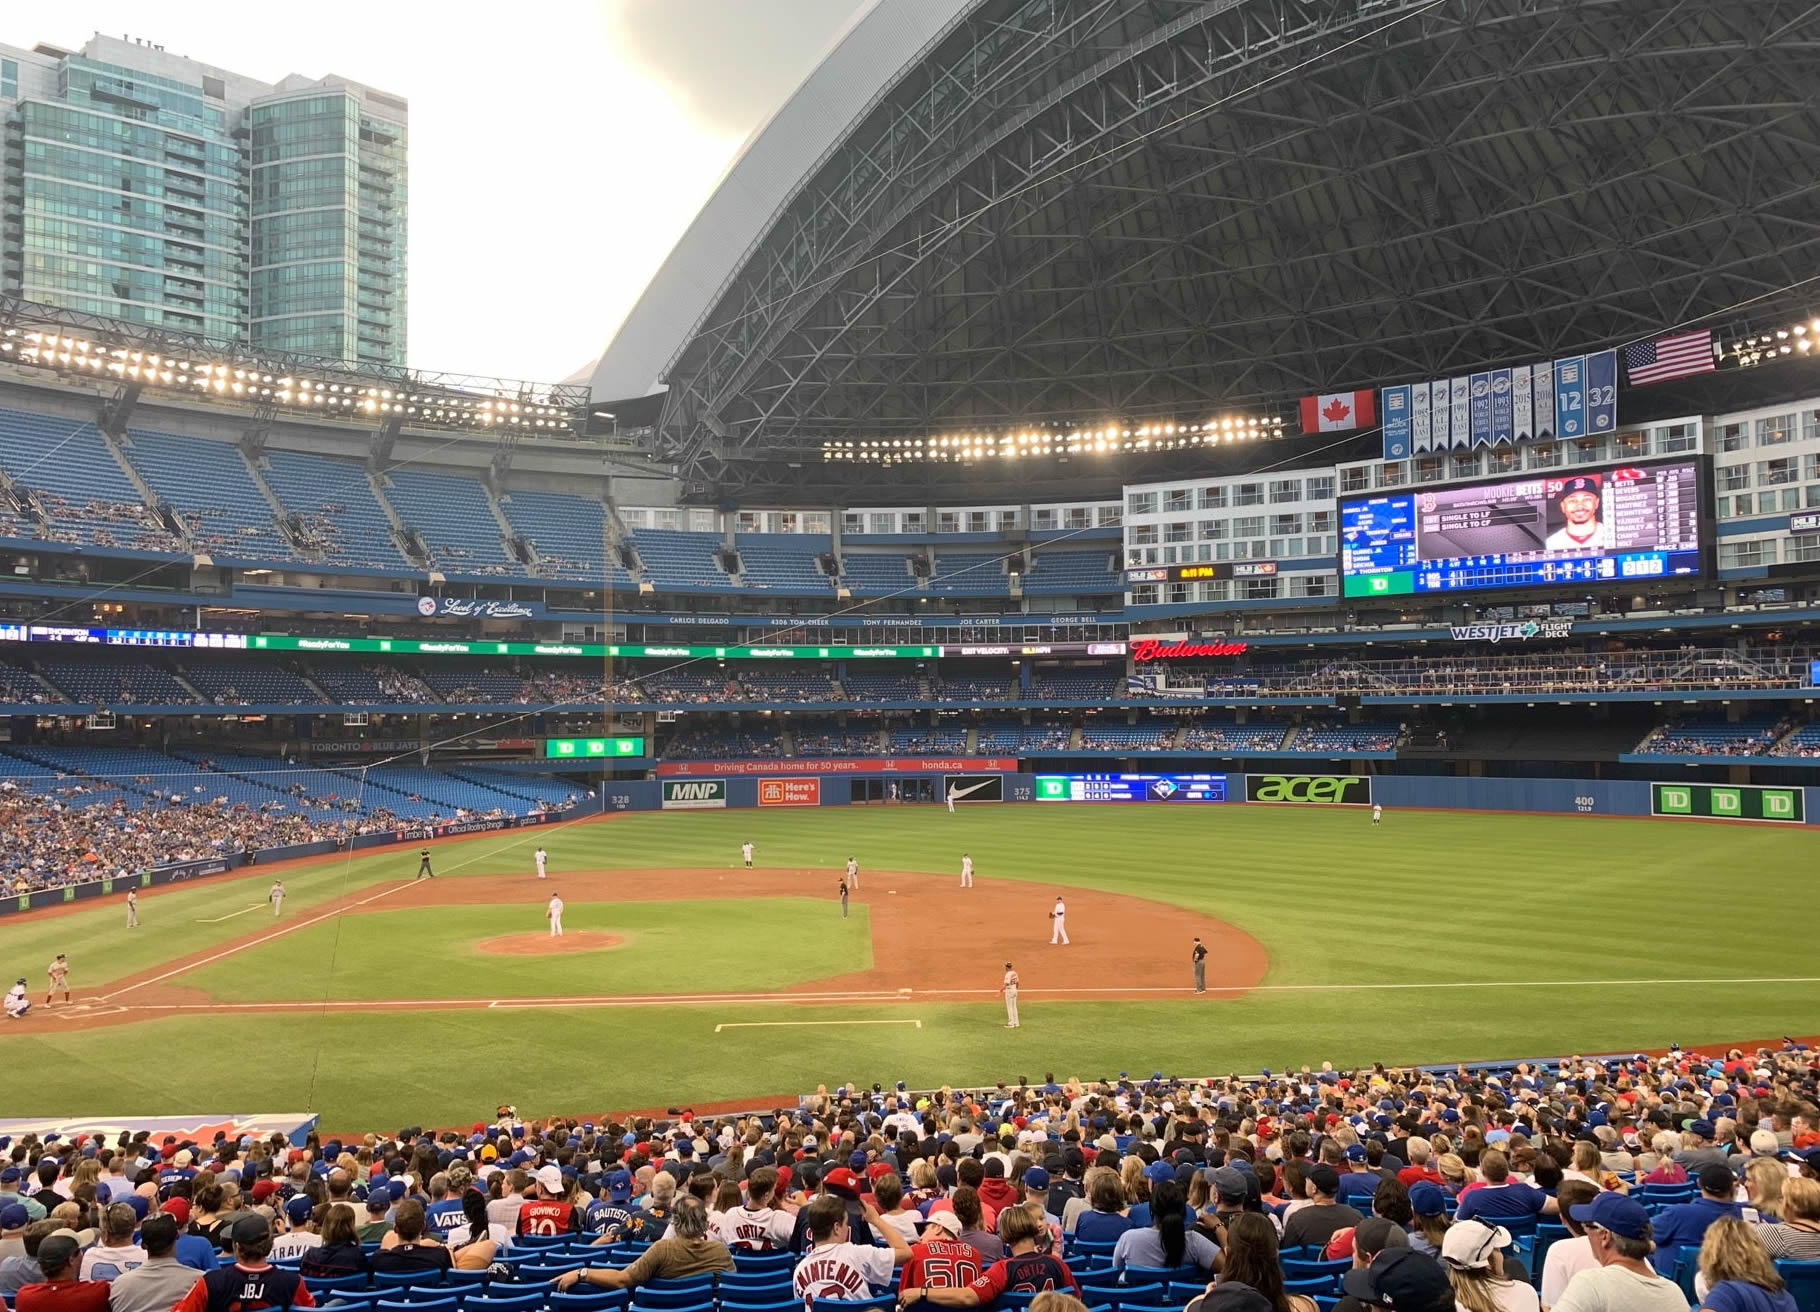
[6,0,870,383]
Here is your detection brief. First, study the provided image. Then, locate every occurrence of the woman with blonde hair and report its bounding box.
[1642,1132,1688,1184]
[1436,1153,1471,1196]
[1744,1158,1785,1222]
[1755,1176,1820,1261]
[1442,1218,1538,1312]
[1694,1215,1796,1311]
[1027,1294,1088,1312]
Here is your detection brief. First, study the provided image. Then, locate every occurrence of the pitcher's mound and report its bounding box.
[475,931,624,957]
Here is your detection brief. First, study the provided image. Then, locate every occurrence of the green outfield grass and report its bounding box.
[175,899,871,1000]
[0,804,1815,1129]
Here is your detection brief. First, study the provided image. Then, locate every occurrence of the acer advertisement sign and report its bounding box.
[1245,774,1373,806]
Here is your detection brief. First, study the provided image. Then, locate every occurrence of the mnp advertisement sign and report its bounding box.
[1246,774,1374,806]
[662,779,727,810]
[1651,782,1804,824]
[758,778,821,806]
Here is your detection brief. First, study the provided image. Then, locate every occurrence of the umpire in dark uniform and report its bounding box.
[1192,937,1207,993]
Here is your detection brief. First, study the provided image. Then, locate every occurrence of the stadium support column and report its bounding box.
[1020,662,1032,693]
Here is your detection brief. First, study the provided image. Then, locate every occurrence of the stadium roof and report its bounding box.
[586,0,977,402]
[635,0,1820,497]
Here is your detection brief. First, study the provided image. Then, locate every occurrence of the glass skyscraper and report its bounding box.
[0,33,407,367]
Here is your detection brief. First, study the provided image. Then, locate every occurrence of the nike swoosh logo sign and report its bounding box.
[950,780,996,800]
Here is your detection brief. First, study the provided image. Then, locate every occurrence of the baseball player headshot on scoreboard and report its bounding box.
[1545,474,1611,553]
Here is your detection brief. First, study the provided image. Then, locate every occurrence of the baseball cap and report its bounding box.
[366,1192,390,1213]
[1407,1182,1447,1216]
[36,1235,81,1275]
[1687,1118,1716,1140]
[1207,1166,1248,1202]
[1023,1166,1050,1191]
[848,1150,868,1171]
[1344,1144,1367,1162]
[250,1179,278,1203]
[1441,1219,1511,1270]
[284,1195,314,1224]
[1353,1216,1409,1259]
[1783,1147,1820,1170]
[0,1204,27,1230]
[823,1167,862,1198]
[919,1211,962,1236]
[161,1198,191,1225]
[1569,1192,1651,1240]
[605,1169,633,1202]
[231,1214,272,1246]
[1307,1164,1340,1196]
[1698,1163,1736,1196]
[1557,475,1600,499]
[534,1165,563,1195]
[1145,1160,1174,1184]
[1192,1285,1273,1312]
[0,1167,18,1184]
[1341,1248,1455,1310]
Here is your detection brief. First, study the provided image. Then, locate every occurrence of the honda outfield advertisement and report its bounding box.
[1245,773,1374,806]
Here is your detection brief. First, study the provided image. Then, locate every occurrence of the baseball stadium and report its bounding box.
[0,3,1818,1310]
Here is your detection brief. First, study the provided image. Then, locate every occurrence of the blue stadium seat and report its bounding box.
[1777,1261,1820,1312]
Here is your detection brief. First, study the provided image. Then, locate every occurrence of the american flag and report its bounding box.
[1623,330,1716,386]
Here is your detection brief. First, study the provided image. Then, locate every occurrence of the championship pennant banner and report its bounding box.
[1381,350,1617,460]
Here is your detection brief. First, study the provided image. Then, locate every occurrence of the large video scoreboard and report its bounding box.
[1035,773,1228,802]
[1340,459,1707,597]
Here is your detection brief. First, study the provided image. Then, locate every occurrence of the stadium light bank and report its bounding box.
[822,414,1287,464]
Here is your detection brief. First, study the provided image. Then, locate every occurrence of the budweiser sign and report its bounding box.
[1129,638,1249,661]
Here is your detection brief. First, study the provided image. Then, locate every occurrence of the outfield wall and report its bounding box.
[609,768,1820,824]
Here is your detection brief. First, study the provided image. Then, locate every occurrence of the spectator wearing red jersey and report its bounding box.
[897,1204,1080,1310]
[518,1166,579,1237]
[1396,1139,1443,1189]
[14,1235,108,1312]
[900,1212,985,1295]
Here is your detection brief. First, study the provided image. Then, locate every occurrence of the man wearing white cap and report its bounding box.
[547,893,564,938]
[518,1165,577,1236]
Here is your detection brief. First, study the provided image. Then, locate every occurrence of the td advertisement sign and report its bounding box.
[1651,782,1804,824]
[661,779,727,810]
[1245,773,1374,806]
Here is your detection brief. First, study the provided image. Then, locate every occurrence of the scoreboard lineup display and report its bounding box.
[1035,773,1228,802]
[1340,459,1705,597]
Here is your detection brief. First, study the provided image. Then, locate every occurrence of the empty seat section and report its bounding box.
[307,660,438,704]
[1288,722,1400,752]
[123,427,292,561]
[1023,550,1118,594]
[0,658,57,704]
[498,489,632,586]
[181,660,318,704]
[841,673,919,701]
[733,535,833,592]
[360,768,528,813]
[889,725,966,752]
[935,674,1013,702]
[660,726,781,758]
[37,653,200,705]
[383,468,514,574]
[740,671,837,701]
[837,553,912,595]
[1078,719,1177,750]
[0,407,177,550]
[1029,669,1121,701]
[630,529,734,590]
[261,450,405,569]
[418,665,531,703]
[790,722,882,756]
[445,768,589,807]
[1180,720,1287,751]
[927,552,1007,596]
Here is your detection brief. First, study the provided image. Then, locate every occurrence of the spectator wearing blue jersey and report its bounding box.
[1333,1146,1380,1207]
[1454,1150,1555,1223]
[585,1169,637,1243]
[423,1173,467,1236]
[1652,1164,1744,1274]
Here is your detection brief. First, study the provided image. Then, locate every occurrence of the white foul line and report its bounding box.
[100,880,416,1001]
[715,1019,922,1033]
[193,903,267,924]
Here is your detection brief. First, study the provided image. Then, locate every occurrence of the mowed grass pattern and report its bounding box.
[0,804,1815,1128]
[175,899,872,1000]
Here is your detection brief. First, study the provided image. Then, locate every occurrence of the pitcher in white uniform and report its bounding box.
[547,893,564,937]
[1001,962,1020,1028]
[1049,896,1069,944]
[535,846,548,877]
[960,854,973,888]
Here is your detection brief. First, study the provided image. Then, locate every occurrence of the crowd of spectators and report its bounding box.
[0,785,407,895]
[35,497,183,553]
[0,1044,1814,1312]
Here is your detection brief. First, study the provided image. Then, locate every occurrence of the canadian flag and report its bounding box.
[1298,390,1377,434]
